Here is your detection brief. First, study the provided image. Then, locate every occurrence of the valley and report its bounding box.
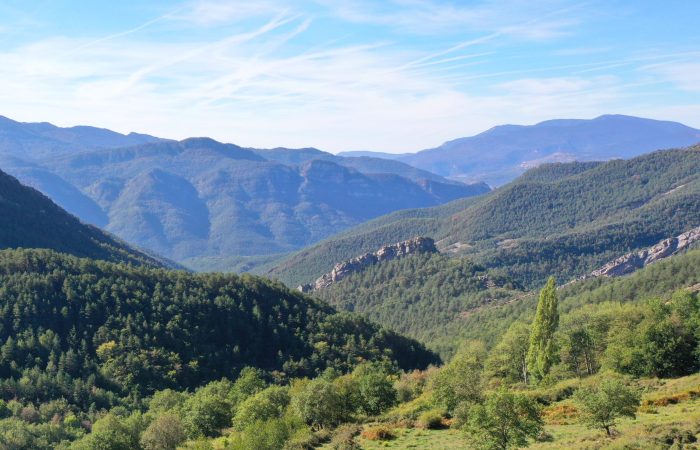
[1,4,700,447]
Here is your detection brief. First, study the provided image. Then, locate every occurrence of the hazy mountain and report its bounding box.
[338,150,408,159]
[251,147,466,184]
[266,144,700,288]
[354,115,700,186]
[0,167,166,267]
[0,121,488,270]
[0,115,162,158]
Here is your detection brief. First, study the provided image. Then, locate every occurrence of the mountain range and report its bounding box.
[1,114,698,272]
[2,113,700,450]
[0,115,487,271]
[341,115,700,186]
[267,144,700,289]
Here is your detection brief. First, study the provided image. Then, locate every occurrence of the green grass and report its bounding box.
[332,427,467,449]
[329,374,700,449]
[532,397,700,449]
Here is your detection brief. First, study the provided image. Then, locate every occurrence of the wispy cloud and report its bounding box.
[646,62,700,93]
[178,0,289,25]
[0,0,697,152]
[314,0,584,39]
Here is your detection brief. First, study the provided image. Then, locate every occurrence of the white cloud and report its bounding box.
[314,0,582,39]
[647,62,700,93]
[0,0,697,153]
[177,0,289,25]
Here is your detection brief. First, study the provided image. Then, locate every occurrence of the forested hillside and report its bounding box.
[268,145,700,288]
[316,253,521,345]
[0,248,436,405]
[0,168,165,267]
[7,248,695,449]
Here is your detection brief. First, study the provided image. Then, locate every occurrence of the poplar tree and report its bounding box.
[527,277,559,381]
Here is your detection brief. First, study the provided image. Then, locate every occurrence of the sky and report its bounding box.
[0,0,699,153]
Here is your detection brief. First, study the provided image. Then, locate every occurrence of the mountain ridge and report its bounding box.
[266,144,700,288]
[0,117,489,270]
[357,115,700,186]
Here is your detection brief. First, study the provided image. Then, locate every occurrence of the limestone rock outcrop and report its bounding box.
[297,237,437,292]
[584,226,700,279]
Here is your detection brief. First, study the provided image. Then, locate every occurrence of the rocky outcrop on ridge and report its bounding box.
[583,225,700,280]
[297,237,437,292]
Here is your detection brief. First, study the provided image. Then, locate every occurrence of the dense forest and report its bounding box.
[312,242,700,358]
[2,247,697,449]
[267,145,700,288]
[316,253,521,349]
[0,248,437,447]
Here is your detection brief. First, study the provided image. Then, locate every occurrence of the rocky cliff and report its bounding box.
[298,237,437,292]
[583,225,700,280]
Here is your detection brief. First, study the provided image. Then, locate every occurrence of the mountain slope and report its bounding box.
[0,167,165,267]
[310,228,700,358]
[0,248,437,407]
[361,115,700,186]
[266,144,700,288]
[251,146,482,184]
[1,136,487,270]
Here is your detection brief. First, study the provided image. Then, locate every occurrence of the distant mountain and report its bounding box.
[0,115,163,158]
[251,147,467,184]
[338,150,408,159]
[0,167,166,267]
[0,118,489,271]
[356,115,700,186]
[265,144,700,288]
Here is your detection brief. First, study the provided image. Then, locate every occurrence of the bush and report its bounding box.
[360,425,395,441]
[417,408,444,429]
[464,389,543,450]
[353,363,397,416]
[226,415,302,450]
[451,401,476,430]
[180,380,235,438]
[329,424,362,450]
[283,427,331,450]
[140,413,186,450]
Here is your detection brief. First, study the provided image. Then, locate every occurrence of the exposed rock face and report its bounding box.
[297,237,437,292]
[584,226,700,279]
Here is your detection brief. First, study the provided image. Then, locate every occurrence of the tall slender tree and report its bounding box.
[527,277,559,381]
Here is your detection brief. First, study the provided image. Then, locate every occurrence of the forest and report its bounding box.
[0,245,698,449]
[1,147,700,449]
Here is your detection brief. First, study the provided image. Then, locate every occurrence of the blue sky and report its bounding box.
[1,0,698,152]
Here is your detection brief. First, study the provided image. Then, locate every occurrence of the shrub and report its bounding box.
[361,425,395,441]
[464,389,543,450]
[140,413,186,450]
[329,424,362,450]
[416,408,444,429]
[292,378,346,429]
[354,363,397,416]
[541,403,578,425]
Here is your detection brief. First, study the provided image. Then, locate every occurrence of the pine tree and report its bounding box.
[527,277,559,381]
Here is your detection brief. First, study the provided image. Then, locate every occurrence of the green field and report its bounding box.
[334,374,700,450]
